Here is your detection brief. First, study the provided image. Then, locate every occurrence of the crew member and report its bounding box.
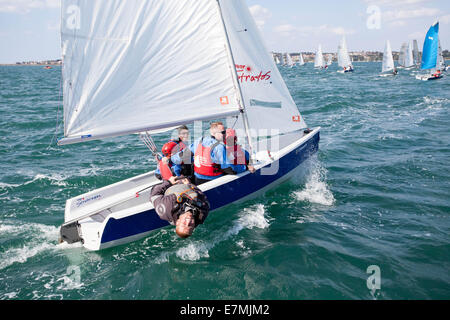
[225,128,255,174]
[150,176,210,238]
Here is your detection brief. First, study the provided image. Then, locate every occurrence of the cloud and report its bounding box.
[382,7,440,22]
[249,5,272,29]
[0,0,60,13]
[363,0,432,6]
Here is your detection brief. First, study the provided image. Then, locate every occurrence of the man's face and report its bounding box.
[211,125,225,142]
[176,211,195,238]
[179,129,189,142]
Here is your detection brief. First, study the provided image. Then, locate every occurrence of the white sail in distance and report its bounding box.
[286,53,295,67]
[220,0,307,152]
[298,53,305,65]
[59,0,242,145]
[398,42,407,67]
[337,37,352,68]
[326,54,333,66]
[412,40,419,66]
[437,40,445,70]
[405,42,414,68]
[314,45,325,68]
[382,40,395,73]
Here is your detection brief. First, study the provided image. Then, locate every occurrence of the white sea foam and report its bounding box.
[293,163,335,206]
[175,204,269,261]
[0,222,59,270]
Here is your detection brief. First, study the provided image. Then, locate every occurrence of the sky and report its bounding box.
[0,0,449,63]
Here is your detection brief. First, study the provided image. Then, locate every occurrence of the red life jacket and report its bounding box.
[194,139,223,177]
[226,144,247,165]
[158,159,174,180]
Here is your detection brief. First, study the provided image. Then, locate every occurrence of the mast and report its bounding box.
[215,0,255,160]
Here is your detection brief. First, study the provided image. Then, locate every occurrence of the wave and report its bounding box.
[0,221,59,271]
[175,204,269,261]
[293,161,335,206]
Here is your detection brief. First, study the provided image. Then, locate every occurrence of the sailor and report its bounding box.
[150,176,210,238]
[154,141,182,180]
[155,126,191,180]
[225,128,255,174]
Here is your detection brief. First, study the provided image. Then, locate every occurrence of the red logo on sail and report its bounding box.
[292,115,301,122]
[220,96,229,105]
[235,64,271,83]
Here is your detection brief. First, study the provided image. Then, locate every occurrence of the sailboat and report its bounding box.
[286,53,295,67]
[337,37,353,73]
[404,42,415,69]
[380,40,397,77]
[57,0,320,250]
[416,21,443,81]
[437,40,447,72]
[298,53,305,66]
[412,39,420,67]
[326,54,333,67]
[397,42,407,69]
[314,44,325,69]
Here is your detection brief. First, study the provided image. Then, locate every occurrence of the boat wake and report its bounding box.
[0,221,60,271]
[293,161,335,206]
[175,204,269,261]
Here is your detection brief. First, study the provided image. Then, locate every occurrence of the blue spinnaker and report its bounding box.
[421,22,439,70]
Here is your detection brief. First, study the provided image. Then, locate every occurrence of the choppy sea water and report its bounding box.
[0,63,449,300]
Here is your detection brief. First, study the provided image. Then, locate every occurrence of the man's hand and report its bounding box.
[248,165,256,173]
[161,157,170,165]
[168,176,177,185]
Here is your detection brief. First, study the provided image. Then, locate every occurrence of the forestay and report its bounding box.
[220,0,307,153]
[59,0,242,145]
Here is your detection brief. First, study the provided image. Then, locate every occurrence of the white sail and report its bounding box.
[382,40,395,73]
[405,41,414,68]
[326,54,333,66]
[337,37,352,68]
[59,0,241,145]
[398,42,407,67]
[286,53,295,67]
[275,55,280,64]
[437,40,446,70]
[298,53,305,66]
[412,39,419,66]
[220,0,307,152]
[314,44,325,68]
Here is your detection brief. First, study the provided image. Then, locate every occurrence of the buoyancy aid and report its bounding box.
[158,139,187,180]
[194,138,223,177]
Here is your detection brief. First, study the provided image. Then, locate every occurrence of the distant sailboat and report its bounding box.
[412,39,420,67]
[416,21,443,81]
[314,44,325,69]
[326,54,333,67]
[337,37,353,73]
[298,53,305,66]
[437,40,447,71]
[380,40,397,77]
[404,41,415,69]
[398,42,407,69]
[275,55,281,65]
[286,53,295,67]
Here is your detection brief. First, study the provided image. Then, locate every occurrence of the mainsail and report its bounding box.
[59,0,243,145]
[405,42,414,68]
[412,39,419,66]
[298,53,305,66]
[221,0,307,152]
[398,42,407,67]
[421,22,439,70]
[337,37,352,69]
[437,40,446,70]
[314,44,325,68]
[326,54,333,66]
[286,53,295,67]
[382,40,395,73]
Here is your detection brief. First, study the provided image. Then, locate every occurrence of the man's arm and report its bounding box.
[150,180,178,225]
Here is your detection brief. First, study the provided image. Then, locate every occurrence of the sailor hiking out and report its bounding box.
[150,176,210,238]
